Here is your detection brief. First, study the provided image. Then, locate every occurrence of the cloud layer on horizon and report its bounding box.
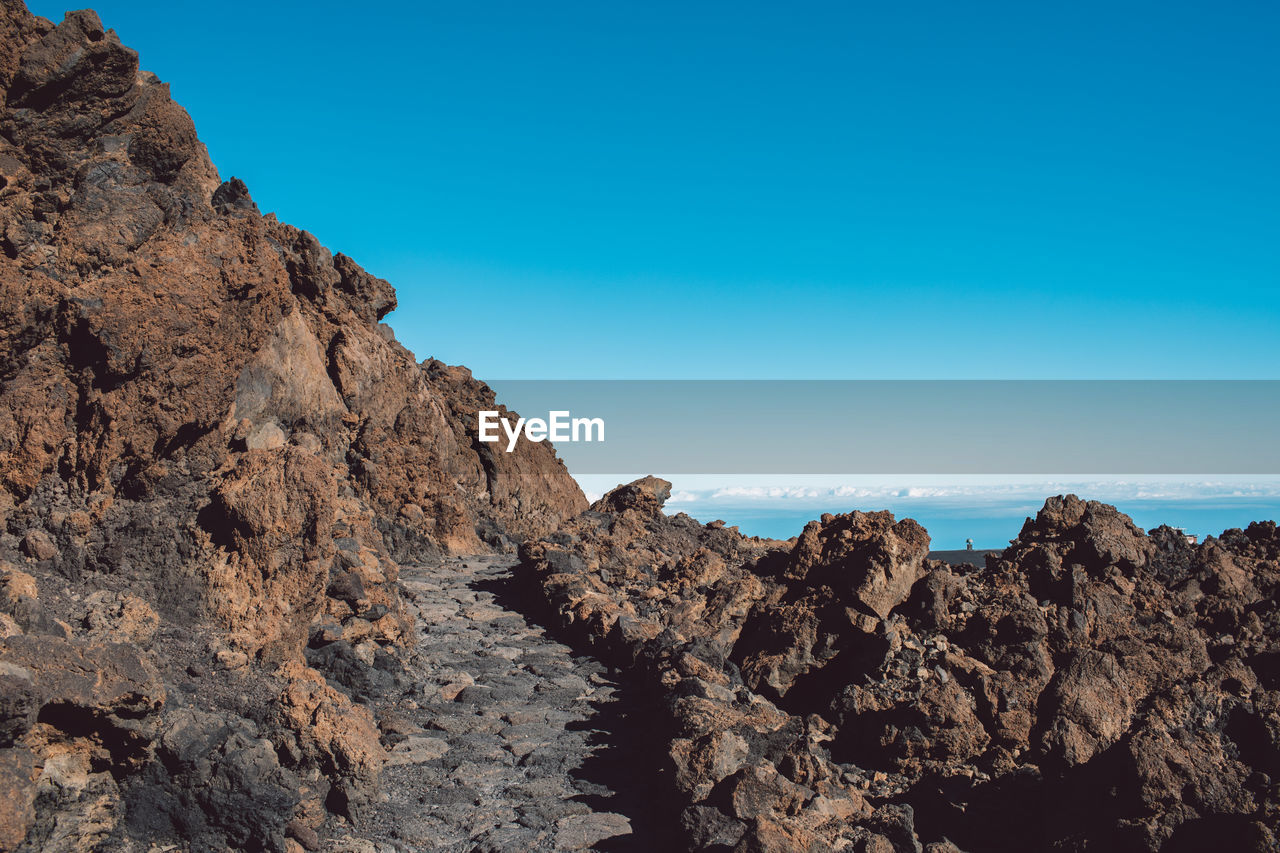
[577,476,1280,506]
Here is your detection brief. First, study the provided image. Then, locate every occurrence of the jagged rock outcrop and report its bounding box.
[0,1,585,848]
[523,483,1280,852]
[0,630,165,850]
[6,2,1279,850]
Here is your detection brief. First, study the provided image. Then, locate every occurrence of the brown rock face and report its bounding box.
[0,1,584,568]
[0,1,585,848]
[0,635,165,769]
[788,511,931,620]
[735,511,931,700]
[523,485,1280,852]
[0,633,166,850]
[522,480,875,851]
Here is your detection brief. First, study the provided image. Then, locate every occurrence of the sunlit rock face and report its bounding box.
[0,1,586,847]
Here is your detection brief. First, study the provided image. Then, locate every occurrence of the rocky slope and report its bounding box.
[5,3,1279,852]
[522,480,1280,852]
[0,2,584,849]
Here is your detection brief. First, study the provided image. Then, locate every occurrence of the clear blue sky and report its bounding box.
[29,0,1280,379]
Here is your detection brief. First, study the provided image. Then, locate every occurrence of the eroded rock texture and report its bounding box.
[523,482,1280,852]
[0,1,584,848]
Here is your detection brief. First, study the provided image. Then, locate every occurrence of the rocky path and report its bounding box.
[356,556,668,852]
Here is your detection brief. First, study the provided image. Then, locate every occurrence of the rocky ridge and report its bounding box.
[521,479,1280,851]
[3,2,1279,851]
[0,2,585,849]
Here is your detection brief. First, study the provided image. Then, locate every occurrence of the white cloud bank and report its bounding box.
[571,475,1280,513]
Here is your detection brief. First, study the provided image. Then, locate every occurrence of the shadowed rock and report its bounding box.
[523,483,1280,852]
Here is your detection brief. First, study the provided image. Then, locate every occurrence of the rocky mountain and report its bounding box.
[0,2,584,849]
[4,3,1279,852]
[522,481,1280,851]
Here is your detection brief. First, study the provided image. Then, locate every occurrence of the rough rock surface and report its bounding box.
[522,481,1280,852]
[0,1,584,848]
[5,1,1280,850]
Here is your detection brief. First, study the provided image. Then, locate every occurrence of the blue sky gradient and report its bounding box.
[28,0,1280,379]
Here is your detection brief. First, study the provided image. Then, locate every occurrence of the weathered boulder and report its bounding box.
[129,707,301,853]
[733,511,931,700]
[0,635,165,769]
[787,511,932,619]
[80,590,159,645]
[271,662,385,822]
[0,633,166,851]
[18,530,55,562]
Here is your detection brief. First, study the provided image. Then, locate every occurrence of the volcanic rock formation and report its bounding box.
[0,2,584,848]
[522,482,1280,852]
[5,3,1280,852]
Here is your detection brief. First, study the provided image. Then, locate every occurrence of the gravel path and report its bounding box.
[356,556,667,852]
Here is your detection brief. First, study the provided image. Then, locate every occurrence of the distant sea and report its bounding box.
[666,496,1280,549]
[572,476,1280,550]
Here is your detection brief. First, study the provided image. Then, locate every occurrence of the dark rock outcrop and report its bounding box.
[522,483,1280,852]
[0,1,585,848]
